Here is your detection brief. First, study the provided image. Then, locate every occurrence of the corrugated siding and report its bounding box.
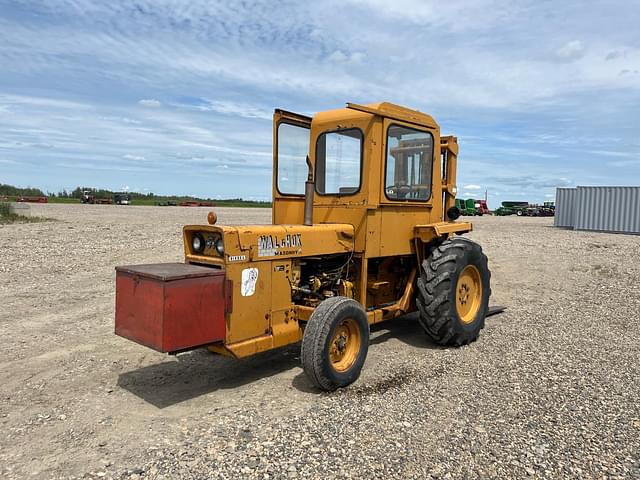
[554,188,577,228]
[574,186,640,234]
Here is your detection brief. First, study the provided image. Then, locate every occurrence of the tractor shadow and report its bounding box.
[291,313,442,393]
[117,345,300,409]
[368,312,443,350]
[118,314,443,406]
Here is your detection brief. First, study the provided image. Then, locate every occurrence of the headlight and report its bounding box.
[215,238,224,255]
[192,233,205,253]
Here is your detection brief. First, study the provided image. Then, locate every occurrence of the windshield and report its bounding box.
[277,122,309,195]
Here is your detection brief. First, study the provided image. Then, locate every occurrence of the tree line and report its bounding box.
[0,183,271,207]
[52,187,159,199]
[0,183,46,197]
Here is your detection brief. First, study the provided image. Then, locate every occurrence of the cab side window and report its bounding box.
[385,124,433,201]
[315,128,363,195]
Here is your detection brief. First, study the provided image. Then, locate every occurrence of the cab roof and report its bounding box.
[312,102,439,130]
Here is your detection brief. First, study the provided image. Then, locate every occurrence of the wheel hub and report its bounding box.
[458,283,471,305]
[455,265,483,324]
[329,319,361,372]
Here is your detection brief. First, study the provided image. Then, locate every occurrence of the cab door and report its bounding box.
[272,110,312,225]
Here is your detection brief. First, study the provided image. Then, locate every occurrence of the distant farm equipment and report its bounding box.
[80,191,95,204]
[455,198,490,216]
[475,200,490,215]
[455,198,476,216]
[113,193,131,205]
[538,202,556,216]
[81,190,113,205]
[494,201,528,216]
[16,196,48,203]
[495,201,555,216]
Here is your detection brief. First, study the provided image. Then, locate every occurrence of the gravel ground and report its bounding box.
[1,204,639,479]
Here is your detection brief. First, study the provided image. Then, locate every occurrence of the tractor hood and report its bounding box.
[184,223,354,264]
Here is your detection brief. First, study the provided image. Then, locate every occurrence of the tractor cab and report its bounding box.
[273,102,466,257]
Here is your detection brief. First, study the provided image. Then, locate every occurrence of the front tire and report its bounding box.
[301,297,369,391]
[416,238,491,346]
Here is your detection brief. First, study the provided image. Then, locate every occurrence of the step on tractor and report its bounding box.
[115,102,492,391]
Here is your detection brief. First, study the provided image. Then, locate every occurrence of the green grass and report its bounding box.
[129,197,271,207]
[214,199,271,208]
[3,195,271,208]
[0,202,54,224]
[47,197,80,204]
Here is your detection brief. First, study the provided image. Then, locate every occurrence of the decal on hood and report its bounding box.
[258,233,302,257]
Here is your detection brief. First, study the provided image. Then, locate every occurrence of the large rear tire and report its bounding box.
[301,296,369,391]
[416,238,491,346]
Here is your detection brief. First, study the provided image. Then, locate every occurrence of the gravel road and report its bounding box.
[1,204,639,479]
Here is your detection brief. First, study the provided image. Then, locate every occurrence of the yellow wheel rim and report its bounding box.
[329,318,361,372]
[456,265,483,324]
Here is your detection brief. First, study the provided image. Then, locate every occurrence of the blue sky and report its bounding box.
[0,0,639,206]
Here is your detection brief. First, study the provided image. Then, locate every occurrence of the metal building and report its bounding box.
[554,188,577,228]
[555,186,640,234]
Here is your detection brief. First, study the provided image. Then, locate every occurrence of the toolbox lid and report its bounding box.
[115,262,224,281]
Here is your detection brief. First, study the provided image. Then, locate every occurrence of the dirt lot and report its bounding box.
[1,204,639,479]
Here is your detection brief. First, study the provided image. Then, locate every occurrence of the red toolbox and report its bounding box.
[115,263,227,353]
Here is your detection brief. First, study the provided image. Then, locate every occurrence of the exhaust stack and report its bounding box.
[304,155,314,226]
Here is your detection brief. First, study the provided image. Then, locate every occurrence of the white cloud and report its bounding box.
[350,52,365,63]
[556,40,585,61]
[589,150,633,158]
[464,184,482,190]
[327,50,365,64]
[608,159,640,168]
[123,154,145,161]
[186,99,272,120]
[138,99,161,108]
[328,50,348,62]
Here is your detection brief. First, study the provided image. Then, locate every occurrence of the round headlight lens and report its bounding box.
[192,234,204,253]
[215,238,224,255]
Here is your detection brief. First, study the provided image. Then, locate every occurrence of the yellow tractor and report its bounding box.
[115,102,491,391]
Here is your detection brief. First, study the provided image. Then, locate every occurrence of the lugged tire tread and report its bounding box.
[301,297,368,391]
[416,237,490,346]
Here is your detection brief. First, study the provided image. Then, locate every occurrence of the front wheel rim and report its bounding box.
[455,265,483,324]
[329,318,361,372]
